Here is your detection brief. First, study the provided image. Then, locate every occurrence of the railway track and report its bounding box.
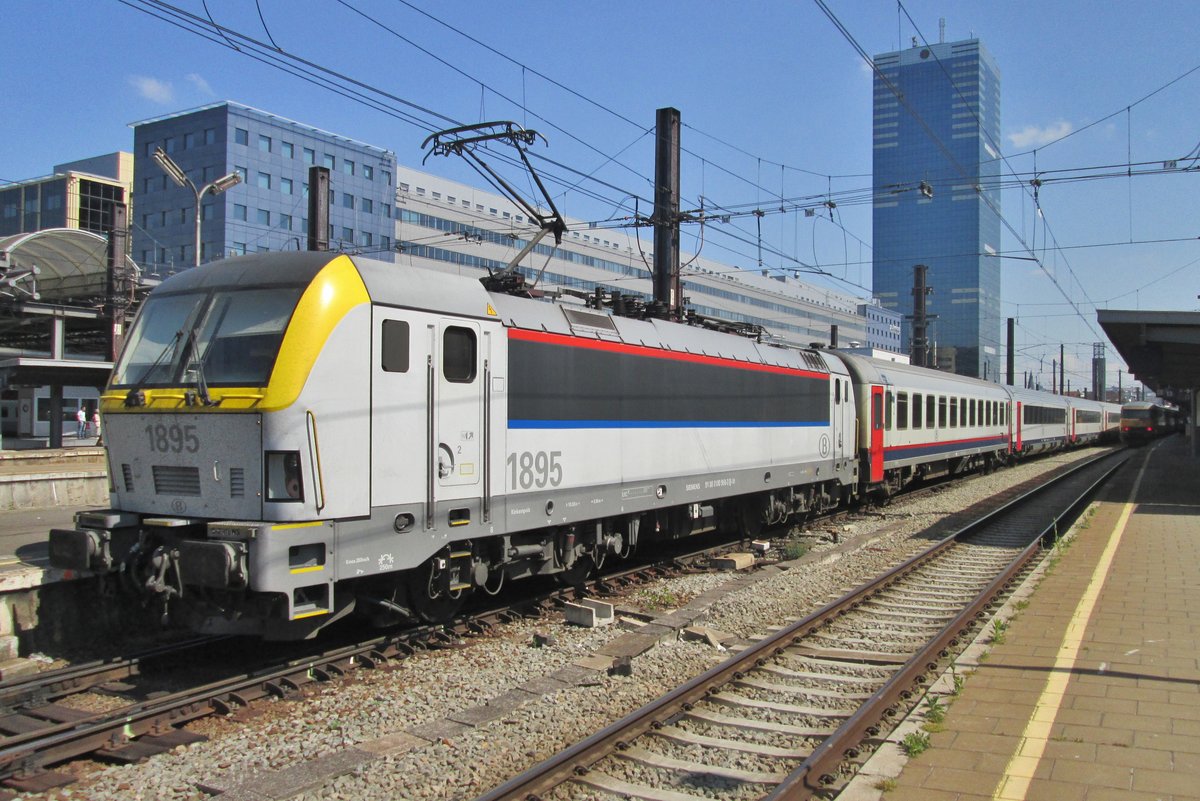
[475,449,1127,801]
[0,549,709,792]
[0,448,1116,792]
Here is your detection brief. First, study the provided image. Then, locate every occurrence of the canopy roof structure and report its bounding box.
[0,228,137,303]
[0,228,136,390]
[1098,309,1200,408]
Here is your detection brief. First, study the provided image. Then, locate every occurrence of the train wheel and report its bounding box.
[737,500,764,539]
[556,555,597,588]
[408,558,466,623]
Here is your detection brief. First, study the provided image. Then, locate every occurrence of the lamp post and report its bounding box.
[152,147,242,267]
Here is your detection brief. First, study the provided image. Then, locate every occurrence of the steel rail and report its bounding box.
[0,448,1119,788]
[767,449,1127,799]
[0,546,703,785]
[0,637,224,713]
[474,449,1127,801]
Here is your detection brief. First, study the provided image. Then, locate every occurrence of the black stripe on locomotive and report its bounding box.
[507,334,831,428]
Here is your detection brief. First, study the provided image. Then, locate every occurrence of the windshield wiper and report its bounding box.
[184,326,219,407]
[123,329,184,407]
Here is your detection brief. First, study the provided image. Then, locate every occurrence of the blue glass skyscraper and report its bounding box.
[872,39,1001,379]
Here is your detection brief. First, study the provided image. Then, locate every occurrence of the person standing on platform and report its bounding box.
[76,406,87,439]
[92,409,101,442]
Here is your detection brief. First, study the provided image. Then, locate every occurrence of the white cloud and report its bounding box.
[186,73,214,96]
[1007,120,1072,149]
[130,75,174,104]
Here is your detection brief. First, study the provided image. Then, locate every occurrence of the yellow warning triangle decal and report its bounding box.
[487,303,498,316]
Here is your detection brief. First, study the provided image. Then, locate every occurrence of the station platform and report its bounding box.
[0,443,105,594]
[883,434,1200,801]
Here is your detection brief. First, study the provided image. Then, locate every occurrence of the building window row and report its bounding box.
[146,128,219,158]
[230,129,392,185]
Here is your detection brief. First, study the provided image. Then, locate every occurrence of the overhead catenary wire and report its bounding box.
[120,0,653,223]
[116,0,1196,362]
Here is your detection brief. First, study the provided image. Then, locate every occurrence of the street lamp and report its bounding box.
[152,147,242,267]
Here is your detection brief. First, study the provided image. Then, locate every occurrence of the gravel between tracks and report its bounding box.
[21,450,1104,801]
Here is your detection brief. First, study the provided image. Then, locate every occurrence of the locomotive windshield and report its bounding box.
[113,286,304,388]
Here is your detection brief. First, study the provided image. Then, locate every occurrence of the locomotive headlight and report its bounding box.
[266,451,305,502]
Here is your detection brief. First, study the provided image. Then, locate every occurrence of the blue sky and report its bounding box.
[7,1,1200,389]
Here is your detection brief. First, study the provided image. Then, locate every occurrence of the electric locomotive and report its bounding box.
[50,252,856,639]
[1120,401,1167,446]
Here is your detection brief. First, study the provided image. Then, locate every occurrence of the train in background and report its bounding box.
[1120,401,1184,446]
[49,252,1122,639]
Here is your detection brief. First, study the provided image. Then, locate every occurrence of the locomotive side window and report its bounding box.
[835,380,840,404]
[896,392,908,430]
[912,393,923,429]
[443,326,477,383]
[381,320,410,373]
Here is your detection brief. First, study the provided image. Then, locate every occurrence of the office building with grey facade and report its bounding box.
[872,38,1002,378]
[131,102,398,273]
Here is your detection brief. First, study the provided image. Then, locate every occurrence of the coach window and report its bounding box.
[938,396,947,427]
[872,391,883,431]
[443,327,477,383]
[381,320,410,373]
[927,395,936,428]
[912,393,923,429]
[950,397,958,428]
[885,391,893,430]
[896,392,908,430]
[969,399,976,427]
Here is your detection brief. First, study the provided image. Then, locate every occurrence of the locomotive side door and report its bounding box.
[433,319,483,501]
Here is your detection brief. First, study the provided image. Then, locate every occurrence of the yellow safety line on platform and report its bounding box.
[993,446,1154,801]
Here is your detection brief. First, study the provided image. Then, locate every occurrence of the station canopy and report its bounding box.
[1098,309,1200,406]
[0,228,128,303]
[0,228,137,388]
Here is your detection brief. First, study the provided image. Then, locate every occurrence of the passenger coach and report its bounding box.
[832,353,1011,499]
